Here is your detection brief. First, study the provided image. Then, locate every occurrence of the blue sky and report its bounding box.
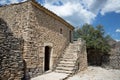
[93,12,120,41]
[0,0,120,41]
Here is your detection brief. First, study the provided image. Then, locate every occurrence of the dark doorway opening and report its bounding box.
[44,46,51,71]
[69,31,72,42]
[22,60,27,80]
[87,49,103,66]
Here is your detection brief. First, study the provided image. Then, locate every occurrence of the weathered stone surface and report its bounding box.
[102,39,120,69]
[75,39,88,72]
[108,49,120,69]
[0,18,24,80]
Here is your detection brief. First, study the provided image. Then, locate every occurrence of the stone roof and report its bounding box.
[0,0,74,30]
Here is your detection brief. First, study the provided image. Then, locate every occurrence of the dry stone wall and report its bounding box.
[0,2,32,79]
[0,18,24,80]
[108,49,120,69]
[102,40,120,69]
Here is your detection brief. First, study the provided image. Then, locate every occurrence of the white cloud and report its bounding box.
[80,0,94,9]
[116,29,120,32]
[41,0,120,26]
[101,0,120,15]
[9,0,27,3]
[45,2,77,17]
[115,39,120,42]
[0,0,27,5]
[0,0,8,5]
[44,0,96,26]
[9,0,19,3]
[89,0,107,14]
[80,0,107,14]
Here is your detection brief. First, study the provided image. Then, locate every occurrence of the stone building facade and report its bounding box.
[0,0,74,79]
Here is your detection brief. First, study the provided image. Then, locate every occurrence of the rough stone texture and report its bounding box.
[0,2,31,79]
[109,50,120,69]
[108,44,120,69]
[0,0,74,78]
[76,39,88,72]
[102,39,120,69]
[0,18,24,80]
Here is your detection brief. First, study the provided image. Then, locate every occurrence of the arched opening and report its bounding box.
[44,46,51,71]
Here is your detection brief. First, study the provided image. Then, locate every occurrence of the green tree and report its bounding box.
[74,24,111,65]
[74,24,110,54]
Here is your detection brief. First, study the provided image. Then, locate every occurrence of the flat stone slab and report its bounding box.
[31,72,69,80]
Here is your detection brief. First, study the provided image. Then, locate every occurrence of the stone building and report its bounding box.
[0,0,87,79]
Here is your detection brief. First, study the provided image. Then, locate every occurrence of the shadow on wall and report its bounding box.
[0,18,28,80]
[87,49,110,67]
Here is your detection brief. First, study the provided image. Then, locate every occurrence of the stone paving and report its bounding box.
[31,72,69,80]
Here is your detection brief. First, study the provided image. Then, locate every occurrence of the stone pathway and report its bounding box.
[31,72,69,80]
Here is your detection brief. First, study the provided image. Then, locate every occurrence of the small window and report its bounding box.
[60,28,62,34]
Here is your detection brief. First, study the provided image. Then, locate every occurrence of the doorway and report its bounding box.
[44,46,51,71]
[69,30,72,42]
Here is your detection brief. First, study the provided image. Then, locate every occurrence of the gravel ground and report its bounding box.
[31,72,69,80]
[67,66,120,80]
[31,66,120,80]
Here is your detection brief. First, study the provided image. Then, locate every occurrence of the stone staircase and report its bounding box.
[31,39,87,80]
[55,41,80,74]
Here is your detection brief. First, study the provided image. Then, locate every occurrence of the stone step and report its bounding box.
[63,52,78,55]
[59,59,76,63]
[63,55,75,57]
[55,70,73,74]
[64,51,77,54]
[63,53,76,56]
[62,57,77,60]
[62,55,77,58]
[57,63,75,67]
[62,55,77,59]
[59,61,75,64]
[56,67,74,71]
[60,58,76,61]
[55,41,82,74]
[63,52,76,54]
